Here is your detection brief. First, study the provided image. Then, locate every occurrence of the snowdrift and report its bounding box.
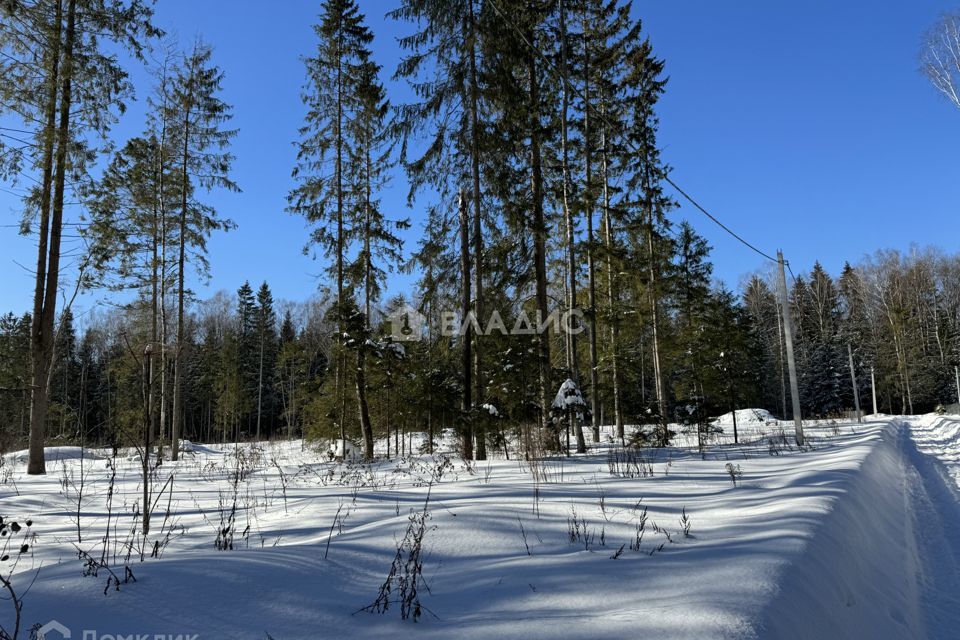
[711,408,777,426]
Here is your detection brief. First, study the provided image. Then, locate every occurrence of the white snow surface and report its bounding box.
[1,415,959,639]
[711,408,777,426]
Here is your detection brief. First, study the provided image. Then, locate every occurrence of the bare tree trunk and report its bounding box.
[153,61,171,459]
[142,345,152,534]
[582,19,600,448]
[528,30,554,449]
[335,45,347,451]
[256,327,264,442]
[600,116,622,443]
[558,0,585,454]
[356,134,374,461]
[28,0,73,475]
[171,81,193,462]
[356,345,374,459]
[459,188,474,459]
[644,166,667,446]
[467,0,486,461]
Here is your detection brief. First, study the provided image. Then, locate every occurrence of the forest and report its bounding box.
[2,0,959,471]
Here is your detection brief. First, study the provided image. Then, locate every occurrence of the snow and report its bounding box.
[480,403,499,417]
[551,378,585,410]
[1,416,959,638]
[711,408,777,427]
[330,438,362,460]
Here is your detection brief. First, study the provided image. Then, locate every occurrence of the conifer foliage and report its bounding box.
[2,0,960,468]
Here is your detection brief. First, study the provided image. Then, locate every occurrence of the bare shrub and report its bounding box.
[725,463,742,487]
[0,516,34,640]
[607,447,654,478]
[679,507,692,538]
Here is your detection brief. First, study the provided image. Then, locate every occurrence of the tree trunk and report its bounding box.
[459,188,474,459]
[645,166,667,446]
[256,327,264,442]
[528,29,554,449]
[154,68,171,456]
[171,86,192,462]
[600,116,623,443]
[335,41,347,450]
[468,0,486,460]
[558,0,585,454]
[355,126,375,461]
[28,0,73,475]
[355,345,374,459]
[582,22,600,448]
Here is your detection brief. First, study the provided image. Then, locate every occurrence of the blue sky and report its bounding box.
[2,0,959,318]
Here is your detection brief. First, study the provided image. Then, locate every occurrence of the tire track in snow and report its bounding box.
[900,417,960,640]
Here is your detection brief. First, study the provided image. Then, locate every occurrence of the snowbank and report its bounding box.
[711,408,777,426]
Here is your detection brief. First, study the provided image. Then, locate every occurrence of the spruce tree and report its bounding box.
[291,0,390,459]
[277,310,305,438]
[668,222,713,443]
[254,282,278,441]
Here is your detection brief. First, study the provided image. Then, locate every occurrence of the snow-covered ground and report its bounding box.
[1,415,959,639]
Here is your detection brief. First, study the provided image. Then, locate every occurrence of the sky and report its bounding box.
[2,0,959,320]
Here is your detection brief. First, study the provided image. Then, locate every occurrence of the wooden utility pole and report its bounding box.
[871,366,878,415]
[847,343,862,423]
[777,251,804,445]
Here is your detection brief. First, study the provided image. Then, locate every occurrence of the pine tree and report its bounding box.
[391,0,492,459]
[167,40,238,460]
[838,262,874,411]
[585,0,653,442]
[85,49,183,455]
[0,0,158,474]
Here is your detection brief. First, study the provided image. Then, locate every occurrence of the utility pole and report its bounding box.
[871,366,878,415]
[847,343,861,423]
[777,251,804,446]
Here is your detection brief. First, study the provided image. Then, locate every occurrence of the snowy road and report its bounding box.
[900,415,960,639]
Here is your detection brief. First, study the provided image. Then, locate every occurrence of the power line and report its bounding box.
[785,261,801,286]
[485,0,777,264]
[662,176,776,263]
